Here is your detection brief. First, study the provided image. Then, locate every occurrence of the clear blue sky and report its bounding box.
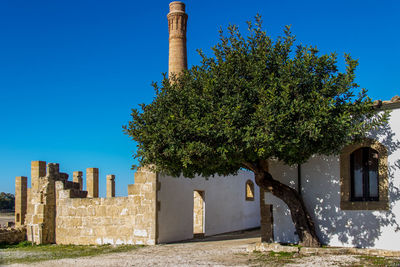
[1,0,399,196]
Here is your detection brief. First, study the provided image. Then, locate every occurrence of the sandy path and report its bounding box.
[0,213,14,227]
[8,230,361,267]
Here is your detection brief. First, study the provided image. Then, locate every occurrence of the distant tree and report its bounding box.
[0,192,15,211]
[124,16,388,247]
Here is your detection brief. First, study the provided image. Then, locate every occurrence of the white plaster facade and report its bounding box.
[265,105,400,250]
[157,170,260,243]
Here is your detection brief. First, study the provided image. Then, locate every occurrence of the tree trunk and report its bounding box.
[251,164,321,247]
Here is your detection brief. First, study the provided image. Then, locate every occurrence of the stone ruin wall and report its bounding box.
[17,161,157,246]
[0,227,26,244]
[55,168,157,245]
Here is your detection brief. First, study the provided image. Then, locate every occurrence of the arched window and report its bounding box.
[340,138,389,210]
[350,147,379,201]
[246,180,255,201]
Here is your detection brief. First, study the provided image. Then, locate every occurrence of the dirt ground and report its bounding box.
[0,212,14,227]
[7,229,368,267]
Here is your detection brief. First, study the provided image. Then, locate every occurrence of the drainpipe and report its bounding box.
[297,164,302,196]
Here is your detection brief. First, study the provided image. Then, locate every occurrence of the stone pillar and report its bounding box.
[106,175,115,198]
[15,176,27,227]
[73,171,83,191]
[26,162,58,244]
[86,168,99,198]
[127,167,158,245]
[31,161,46,191]
[167,1,188,78]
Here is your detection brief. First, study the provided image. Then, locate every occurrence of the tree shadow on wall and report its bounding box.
[305,121,400,248]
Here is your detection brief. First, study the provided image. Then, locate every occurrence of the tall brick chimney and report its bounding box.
[167,1,188,78]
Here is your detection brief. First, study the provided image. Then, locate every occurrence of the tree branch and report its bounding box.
[258,160,269,172]
[242,162,258,173]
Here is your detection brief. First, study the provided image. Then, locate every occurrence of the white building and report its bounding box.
[264,99,400,250]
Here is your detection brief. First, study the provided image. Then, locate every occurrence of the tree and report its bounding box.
[124,16,388,247]
[0,192,15,211]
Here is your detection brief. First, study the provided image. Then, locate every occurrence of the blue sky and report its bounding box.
[1,0,399,196]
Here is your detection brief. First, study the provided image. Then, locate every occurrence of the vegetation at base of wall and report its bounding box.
[0,241,143,265]
[0,193,15,211]
[247,251,400,266]
[355,255,400,267]
[0,241,33,249]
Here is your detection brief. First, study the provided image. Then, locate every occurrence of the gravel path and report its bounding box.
[8,230,362,267]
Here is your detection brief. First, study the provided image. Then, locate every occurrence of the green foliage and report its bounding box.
[0,192,15,211]
[0,241,33,249]
[125,15,388,178]
[13,241,33,248]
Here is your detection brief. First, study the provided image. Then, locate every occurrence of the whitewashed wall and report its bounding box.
[157,170,260,243]
[266,107,400,250]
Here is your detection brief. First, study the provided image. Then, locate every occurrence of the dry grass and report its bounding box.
[0,241,143,265]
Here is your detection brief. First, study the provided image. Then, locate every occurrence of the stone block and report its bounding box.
[47,163,60,177]
[67,208,76,216]
[128,184,141,196]
[133,196,143,205]
[144,192,155,200]
[134,229,148,237]
[31,161,46,190]
[106,174,116,198]
[15,176,28,227]
[254,243,300,253]
[300,247,325,255]
[140,184,152,193]
[134,172,148,184]
[86,168,99,198]
[97,205,107,216]
[32,215,43,224]
[72,171,83,191]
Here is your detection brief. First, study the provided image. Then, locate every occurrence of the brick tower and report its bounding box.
[167,1,188,77]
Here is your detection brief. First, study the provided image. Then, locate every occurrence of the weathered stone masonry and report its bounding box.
[168,1,188,77]
[15,176,27,227]
[56,167,157,245]
[16,161,157,245]
[0,227,26,244]
[25,161,61,244]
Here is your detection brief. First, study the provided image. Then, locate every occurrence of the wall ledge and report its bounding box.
[248,242,400,257]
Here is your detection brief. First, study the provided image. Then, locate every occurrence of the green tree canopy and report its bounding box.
[0,192,15,211]
[125,16,387,247]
